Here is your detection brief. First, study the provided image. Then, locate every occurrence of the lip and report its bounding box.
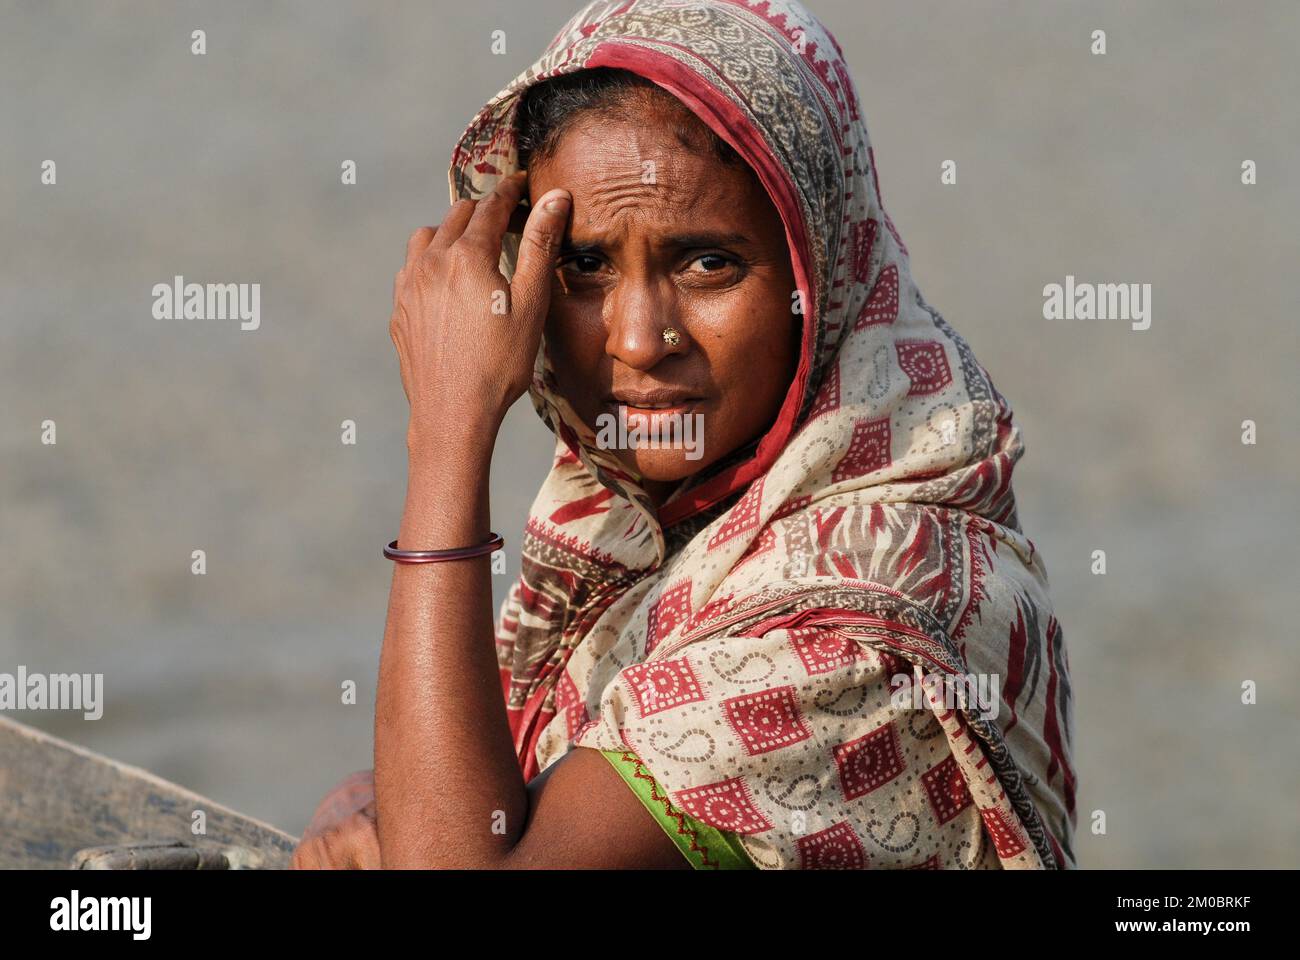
[605,390,705,411]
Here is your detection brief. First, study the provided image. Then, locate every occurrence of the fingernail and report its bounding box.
[545,193,570,213]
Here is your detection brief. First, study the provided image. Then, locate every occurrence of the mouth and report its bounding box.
[597,391,709,456]
[605,392,706,418]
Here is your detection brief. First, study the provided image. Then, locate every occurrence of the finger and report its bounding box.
[338,809,382,869]
[458,171,529,251]
[291,841,318,870]
[511,187,572,321]
[430,198,478,250]
[320,834,350,871]
[347,801,382,869]
[355,828,383,869]
[404,228,435,271]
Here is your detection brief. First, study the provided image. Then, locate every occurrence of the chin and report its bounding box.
[622,448,716,485]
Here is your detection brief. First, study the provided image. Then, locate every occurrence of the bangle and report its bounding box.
[383,533,503,564]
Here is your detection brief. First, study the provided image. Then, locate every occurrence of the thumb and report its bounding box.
[511,187,571,322]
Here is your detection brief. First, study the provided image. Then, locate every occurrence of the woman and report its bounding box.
[293,0,1077,870]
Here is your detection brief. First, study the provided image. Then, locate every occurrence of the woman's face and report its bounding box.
[527,100,799,506]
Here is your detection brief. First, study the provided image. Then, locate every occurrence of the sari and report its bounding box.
[449,0,1078,869]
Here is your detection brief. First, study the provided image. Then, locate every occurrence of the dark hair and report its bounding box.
[515,67,744,171]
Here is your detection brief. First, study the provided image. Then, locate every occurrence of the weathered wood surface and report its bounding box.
[0,716,297,869]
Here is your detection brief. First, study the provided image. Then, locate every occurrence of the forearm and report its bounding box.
[373,418,527,868]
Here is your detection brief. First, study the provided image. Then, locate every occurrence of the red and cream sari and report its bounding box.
[450,0,1078,869]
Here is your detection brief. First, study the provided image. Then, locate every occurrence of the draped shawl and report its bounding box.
[449,0,1078,869]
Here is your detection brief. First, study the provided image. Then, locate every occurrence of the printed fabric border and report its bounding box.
[600,749,754,870]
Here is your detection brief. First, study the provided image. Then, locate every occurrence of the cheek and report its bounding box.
[700,285,799,404]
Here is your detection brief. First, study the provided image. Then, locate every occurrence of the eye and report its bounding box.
[559,254,604,274]
[686,253,734,273]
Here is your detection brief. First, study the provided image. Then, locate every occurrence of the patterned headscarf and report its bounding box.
[450,0,1077,869]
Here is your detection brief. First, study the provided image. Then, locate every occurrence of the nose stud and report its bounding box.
[661,326,682,347]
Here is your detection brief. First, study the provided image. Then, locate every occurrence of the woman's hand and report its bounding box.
[389,172,572,449]
[290,802,380,870]
[291,769,381,869]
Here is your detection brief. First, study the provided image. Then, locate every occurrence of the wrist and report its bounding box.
[406,408,500,469]
[400,418,495,546]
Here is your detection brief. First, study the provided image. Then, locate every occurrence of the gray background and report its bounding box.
[2,0,1297,868]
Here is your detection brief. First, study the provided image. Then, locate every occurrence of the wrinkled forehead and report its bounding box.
[526,117,768,246]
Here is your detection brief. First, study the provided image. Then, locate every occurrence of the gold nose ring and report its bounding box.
[662,327,682,347]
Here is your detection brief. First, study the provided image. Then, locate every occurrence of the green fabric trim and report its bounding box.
[600,749,754,870]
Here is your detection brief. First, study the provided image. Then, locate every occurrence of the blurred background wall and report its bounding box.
[2,0,1296,867]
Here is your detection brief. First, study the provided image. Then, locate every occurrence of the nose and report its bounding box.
[603,275,688,370]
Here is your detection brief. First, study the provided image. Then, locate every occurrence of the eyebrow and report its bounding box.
[559,231,754,255]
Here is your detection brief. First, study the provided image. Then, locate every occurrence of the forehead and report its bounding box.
[527,113,764,241]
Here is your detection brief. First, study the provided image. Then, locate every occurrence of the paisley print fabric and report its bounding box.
[448,0,1078,869]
